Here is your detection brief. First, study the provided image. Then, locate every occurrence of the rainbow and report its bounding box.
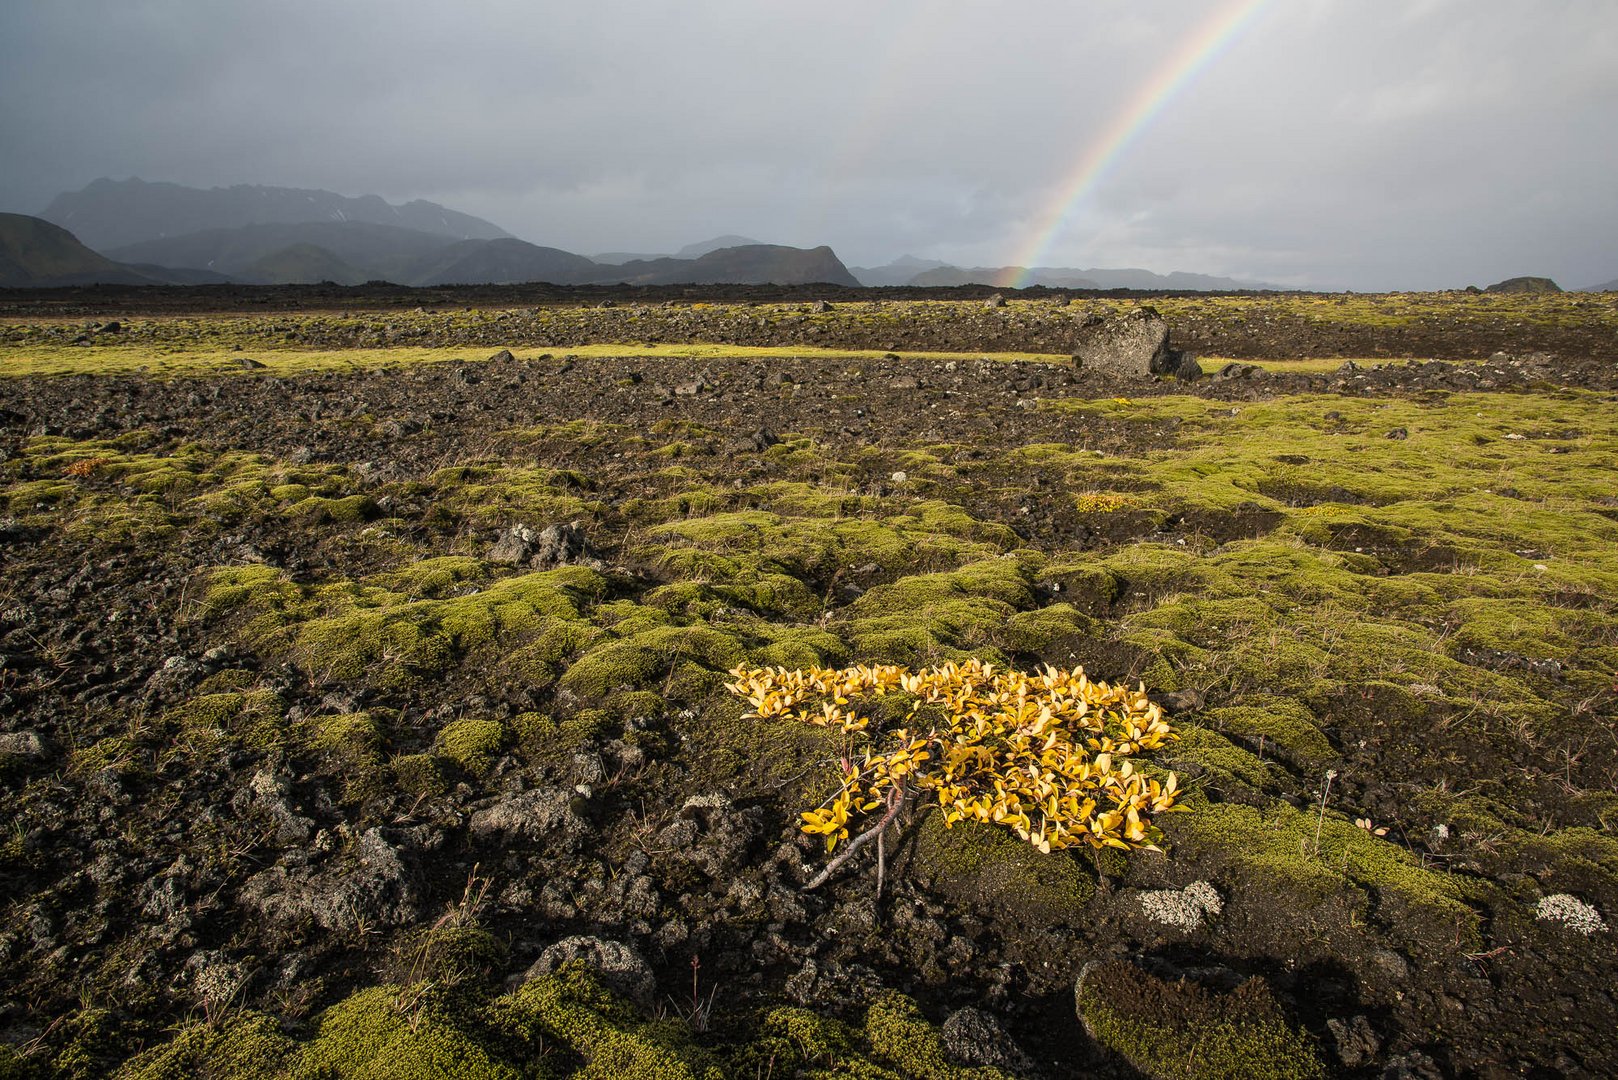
[1010,0,1272,287]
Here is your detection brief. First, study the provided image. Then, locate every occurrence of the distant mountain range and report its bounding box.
[850,260,1287,291]
[40,178,511,252]
[1,180,859,289]
[15,177,1607,293]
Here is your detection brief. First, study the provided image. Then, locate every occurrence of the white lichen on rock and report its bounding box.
[1535,893,1606,935]
[1139,879,1223,931]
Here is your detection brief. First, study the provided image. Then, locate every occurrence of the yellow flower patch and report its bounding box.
[727,659,1183,855]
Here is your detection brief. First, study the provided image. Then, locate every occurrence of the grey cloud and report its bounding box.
[1,0,1614,288]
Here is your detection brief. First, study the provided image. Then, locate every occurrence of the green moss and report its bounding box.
[113,1012,298,1080]
[437,718,508,776]
[864,992,1009,1080]
[162,689,285,750]
[391,753,451,797]
[45,1007,125,1080]
[295,985,520,1080]
[391,927,506,991]
[311,711,387,759]
[998,602,1098,655]
[286,494,381,524]
[195,668,258,694]
[559,625,744,699]
[911,813,1095,923]
[840,557,1038,665]
[488,963,717,1080]
[271,483,312,503]
[1167,727,1281,793]
[1167,796,1479,944]
[1076,960,1325,1080]
[206,565,605,695]
[0,1044,32,1080]
[1203,700,1336,768]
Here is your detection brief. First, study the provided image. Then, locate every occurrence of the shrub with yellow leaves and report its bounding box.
[726,659,1183,865]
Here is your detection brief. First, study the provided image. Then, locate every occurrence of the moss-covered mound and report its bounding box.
[1075,959,1324,1080]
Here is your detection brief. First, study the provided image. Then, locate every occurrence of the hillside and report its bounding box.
[40,177,511,252]
[588,244,859,287]
[675,234,761,258]
[105,221,461,282]
[0,212,164,287]
[408,238,601,287]
[243,243,368,286]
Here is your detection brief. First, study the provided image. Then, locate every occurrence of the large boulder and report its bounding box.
[1071,307,1186,377]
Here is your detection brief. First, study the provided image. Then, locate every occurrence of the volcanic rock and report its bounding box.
[488,521,596,569]
[1070,307,1172,377]
[524,936,656,1008]
[239,827,420,933]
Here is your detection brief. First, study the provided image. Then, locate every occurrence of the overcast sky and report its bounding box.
[2,0,1614,289]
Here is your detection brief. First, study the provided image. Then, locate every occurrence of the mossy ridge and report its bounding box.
[1201,698,1335,769]
[97,960,1011,1080]
[910,812,1097,923]
[837,554,1049,666]
[1165,795,1480,947]
[6,291,1614,372]
[112,1012,299,1080]
[1,433,372,541]
[1076,959,1325,1080]
[203,562,607,694]
[1409,791,1618,905]
[409,461,600,531]
[640,495,1016,593]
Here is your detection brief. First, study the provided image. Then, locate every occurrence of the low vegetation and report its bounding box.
[1,293,1615,1076]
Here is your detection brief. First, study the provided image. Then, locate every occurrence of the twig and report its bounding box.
[1311,769,1337,857]
[804,787,906,891]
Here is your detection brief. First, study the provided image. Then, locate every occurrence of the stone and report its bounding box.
[940,1007,1041,1074]
[486,349,516,363]
[984,293,1007,308]
[239,827,419,932]
[1070,307,1172,377]
[1154,688,1204,714]
[1164,350,1203,382]
[1484,276,1561,294]
[525,936,656,1008]
[0,730,52,761]
[725,428,779,454]
[235,357,266,369]
[489,521,595,569]
[1326,1015,1381,1068]
[469,786,584,843]
[488,523,538,565]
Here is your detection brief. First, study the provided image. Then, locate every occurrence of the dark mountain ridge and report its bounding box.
[0,212,191,287]
[582,244,859,287]
[40,178,511,252]
[106,220,461,282]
